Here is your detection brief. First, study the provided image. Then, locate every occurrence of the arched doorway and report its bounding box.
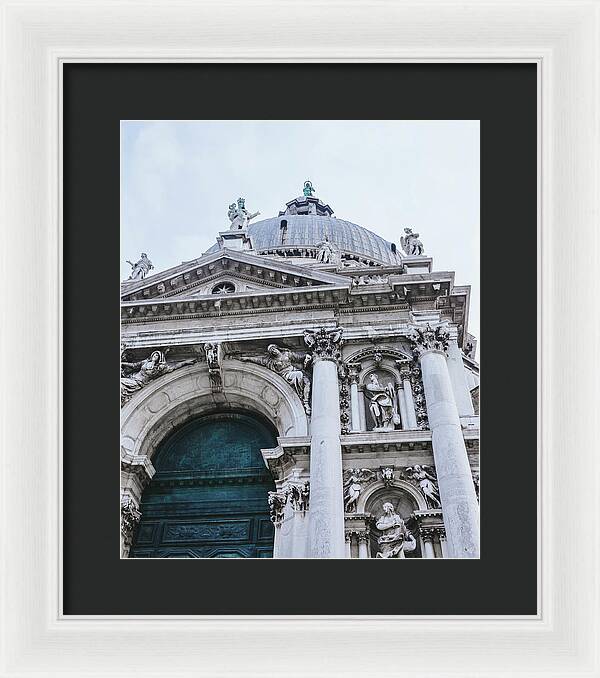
[130,411,277,558]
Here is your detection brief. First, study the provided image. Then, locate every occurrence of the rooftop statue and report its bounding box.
[126,253,153,281]
[303,180,315,197]
[228,197,260,230]
[400,228,424,256]
[375,502,417,558]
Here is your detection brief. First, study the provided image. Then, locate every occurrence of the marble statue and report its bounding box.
[120,350,196,406]
[375,502,417,558]
[303,180,315,197]
[126,253,154,280]
[316,235,335,264]
[240,344,312,414]
[343,469,376,513]
[365,374,400,430]
[400,228,424,256]
[405,465,441,508]
[228,197,260,230]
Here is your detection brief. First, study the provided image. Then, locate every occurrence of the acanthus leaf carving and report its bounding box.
[409,323,450,358]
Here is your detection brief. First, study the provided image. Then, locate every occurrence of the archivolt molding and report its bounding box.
[356,478,428,513]
[120,359,308,462]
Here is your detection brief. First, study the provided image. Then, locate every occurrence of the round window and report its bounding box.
[211,282,235,294]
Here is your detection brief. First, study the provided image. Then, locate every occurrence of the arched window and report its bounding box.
[130,412,277,558]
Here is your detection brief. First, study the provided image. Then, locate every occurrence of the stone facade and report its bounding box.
[121,190,479,558]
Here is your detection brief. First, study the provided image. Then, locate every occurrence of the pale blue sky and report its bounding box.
[121,120,479,343]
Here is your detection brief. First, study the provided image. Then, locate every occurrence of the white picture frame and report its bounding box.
[1,1,598,675]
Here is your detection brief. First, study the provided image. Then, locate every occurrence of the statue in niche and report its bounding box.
[316,235,336,264]
[365,374,400,431]
[228,197,260,230]
[240,344,312,415]
[375,502,417,558]
[303,180,315,197]
[343,468,376,513]
[120,350,196,406]
[404,465,441,508]
[400,228,424,256]
[126,253,154,280]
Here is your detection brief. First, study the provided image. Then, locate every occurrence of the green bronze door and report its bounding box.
[130,412,277,558]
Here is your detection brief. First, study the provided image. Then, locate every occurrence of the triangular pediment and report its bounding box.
[121,249,350,302]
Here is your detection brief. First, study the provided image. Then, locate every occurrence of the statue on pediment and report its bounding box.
[400,228,424,256]
[120,350,196,406]
[375,502,417,558]
[126,253,154,280]
[228,197,260,230]
[240,344,312,415]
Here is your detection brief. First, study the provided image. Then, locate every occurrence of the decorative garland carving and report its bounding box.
[339,377,351,434]
[409,362,429,429]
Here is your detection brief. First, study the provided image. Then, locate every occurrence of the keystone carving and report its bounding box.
[203,342,223,391]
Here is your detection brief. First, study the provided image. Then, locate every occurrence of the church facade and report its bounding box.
[120,184,480,559]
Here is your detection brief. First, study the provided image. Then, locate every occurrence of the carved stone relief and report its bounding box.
[343,468,376,513]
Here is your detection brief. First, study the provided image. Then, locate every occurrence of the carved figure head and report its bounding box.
[369,374,380,385]
[382,502,394,515]
[237,197,245,209]
[267,344,281,357]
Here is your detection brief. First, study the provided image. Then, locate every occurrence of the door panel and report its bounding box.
[130,412,276,558]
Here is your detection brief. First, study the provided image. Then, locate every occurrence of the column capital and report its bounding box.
[409,323,450,358]
[304,327,344,363]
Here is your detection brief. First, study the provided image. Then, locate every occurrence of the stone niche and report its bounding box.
[365,488,422,558]
[362,367,401,432]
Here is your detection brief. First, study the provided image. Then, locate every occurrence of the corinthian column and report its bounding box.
[304,327,346,558]
[410,324,480,558]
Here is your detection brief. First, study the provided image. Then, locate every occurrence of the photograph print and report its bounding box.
[120,120,480,559]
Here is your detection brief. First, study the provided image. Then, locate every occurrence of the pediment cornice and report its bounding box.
[121,249,351,302]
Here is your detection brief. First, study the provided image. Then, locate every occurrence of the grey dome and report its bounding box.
[210,214,403,266]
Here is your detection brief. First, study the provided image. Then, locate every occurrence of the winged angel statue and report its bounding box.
[343,468,376,513]
[404,464,441,508]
